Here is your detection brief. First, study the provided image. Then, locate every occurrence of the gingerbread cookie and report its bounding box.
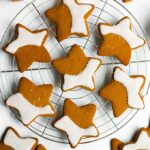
[3,24,51,72]
[111,138,124,150]
[3,127,38,150]
[45,0,94,41]
[98,17,145,66]
[52,44,102,91]
[36,144,46,150]
[54,99,99,148]
[6,77,55,125]
[99,67,145,117]
[111,128,150,150]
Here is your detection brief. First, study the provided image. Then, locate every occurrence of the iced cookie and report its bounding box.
[54,99,99,148]
[45,0,94,41]
[3,24,51,72]
[52,44,102,92]
[99,67,145,117]
[98,17,145,65]
[36,144,46,150]
[122,128,150,150]
[111,128,150,150]
[3,128,38,150]
[6,77,55,125]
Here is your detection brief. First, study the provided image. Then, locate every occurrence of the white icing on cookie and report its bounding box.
[6,25,47,53]
[4,129,37,150]
[123,131,150,150]
[54,116,98,147]
[6,93,54,125]
[100,17,145,49]
[63,0,92,35]
[114,68,144,109]
[63,59,101,91]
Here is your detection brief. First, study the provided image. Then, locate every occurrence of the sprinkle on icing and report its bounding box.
[6,93,54,125]
[100,17,145,49]
[114,68,144,109]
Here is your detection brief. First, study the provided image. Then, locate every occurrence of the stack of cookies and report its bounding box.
[1,0,148,149]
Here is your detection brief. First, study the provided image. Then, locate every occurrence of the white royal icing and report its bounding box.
[6,25,47,53]
[100,17,145,49]
[123,131,150,150]
[6,93,54,125]
[63,0,92,35]
[63,59,101,91]
[4,129,37,150]
[54,116,98,147]
[114,68,144,109]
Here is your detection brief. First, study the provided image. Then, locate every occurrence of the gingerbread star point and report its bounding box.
[99,67,145,117]
[4,24,51,72]
[52,44,102,92]
[6,77,55,126]
[45,0,94,41]
[54,99,99,148]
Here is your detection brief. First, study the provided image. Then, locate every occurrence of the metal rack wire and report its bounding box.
[0,0,150,145]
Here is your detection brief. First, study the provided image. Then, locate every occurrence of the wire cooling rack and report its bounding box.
[0,0,150,145]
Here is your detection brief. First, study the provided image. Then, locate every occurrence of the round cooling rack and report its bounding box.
[0,0,150,145]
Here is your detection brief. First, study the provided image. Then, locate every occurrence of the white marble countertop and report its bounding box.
[0,0,150,150]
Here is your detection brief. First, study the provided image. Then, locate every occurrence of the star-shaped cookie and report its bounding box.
[45,0,94,41]
[6,77,55,126]
[98,17,145,65]
[111,128,150,150]
[54,99,99,148]
[3,24,51,72]
[3,128,38,150]
[52,44,102,92]
[99,67,145,117]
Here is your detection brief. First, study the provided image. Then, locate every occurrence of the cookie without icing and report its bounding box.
[98,17,145,66]
[6,77,55,126]
[52,44,102,92]
[111,138,124,150]
[45,0,94,41]
[3,127,38,150]
[0,143,14,150]
[54,99,99,148]
[99,67,145,117]
[3,24,51,72]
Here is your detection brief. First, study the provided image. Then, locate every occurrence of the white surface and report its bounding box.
[0,0,150,150]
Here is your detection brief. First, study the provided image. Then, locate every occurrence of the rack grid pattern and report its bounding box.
[0,0,150,145]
